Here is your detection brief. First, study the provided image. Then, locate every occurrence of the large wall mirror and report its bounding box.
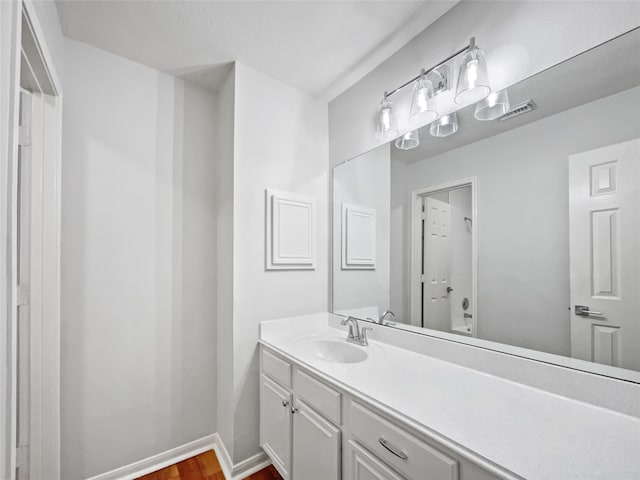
[332,28,640,382]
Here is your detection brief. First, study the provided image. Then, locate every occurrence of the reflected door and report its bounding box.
[423,197,451,331]
[569,138,640,370]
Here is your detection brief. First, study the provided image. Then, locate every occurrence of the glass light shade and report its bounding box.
[455,46,491,105]
[430,112,459,138]
[394,129,420,150]
[409,74,437,125]
[374,96,399,141]
[474,88,510,121]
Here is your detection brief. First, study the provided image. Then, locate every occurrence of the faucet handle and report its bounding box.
[360,327,373,346]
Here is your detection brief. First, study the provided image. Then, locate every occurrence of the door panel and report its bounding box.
[423,197,452,331]
[569,138,640,370]
[292,400,340,480]
[347,440,404,480]
[260,375,292,479]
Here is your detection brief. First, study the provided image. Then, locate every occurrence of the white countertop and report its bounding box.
[259,314,640,480]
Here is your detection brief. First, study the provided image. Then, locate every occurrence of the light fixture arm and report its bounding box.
[384,37,476,99]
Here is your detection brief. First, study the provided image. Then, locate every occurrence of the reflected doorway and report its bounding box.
[410,179,477,337]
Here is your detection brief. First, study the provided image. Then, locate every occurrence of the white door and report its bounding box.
[569,138,640,370]
[347,440,405,480]
[16,90,33,480]
[259,375,292,479]
[292,400,341,480]
[422,197,452,331]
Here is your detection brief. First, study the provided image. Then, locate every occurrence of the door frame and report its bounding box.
[1,1,62,479]
[409,177,477,337]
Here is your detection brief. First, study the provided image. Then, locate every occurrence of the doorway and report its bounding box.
[1,3,62,479]
[410,179,477,337]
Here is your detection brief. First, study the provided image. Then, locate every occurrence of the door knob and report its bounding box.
[282,399,289,407]
[446,286,453,293]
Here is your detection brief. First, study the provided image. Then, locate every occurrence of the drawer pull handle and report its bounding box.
[378,437,408,460]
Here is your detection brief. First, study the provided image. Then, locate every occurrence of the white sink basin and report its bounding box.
[294,338,368,364]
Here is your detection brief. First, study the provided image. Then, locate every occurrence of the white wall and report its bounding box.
[393,86,640,356]
[60,41,326,472]
[61,39,217,479]
[226,62,328,463]
[178,80,218,441]
[389,158,407,322]
[448,187,472,331]
[332,145,390,317]
[329,1,640,166]
[215,66,235,461]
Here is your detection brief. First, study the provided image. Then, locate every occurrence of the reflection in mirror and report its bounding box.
[332,28,640,378]
[418,182,474,336]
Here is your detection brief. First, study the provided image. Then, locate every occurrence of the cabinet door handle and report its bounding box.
[282,400,289,407]
[291,406,299,414]
[378,437,408,460]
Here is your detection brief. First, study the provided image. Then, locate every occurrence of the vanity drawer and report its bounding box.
[349,401,458,480]
[261,348,292,388]
[293,368,341,424]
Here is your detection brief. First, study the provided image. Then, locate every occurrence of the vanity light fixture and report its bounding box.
[375,37,489,140]
[374,92,399,141]
[430,112,459,138]
[454,37,491,105]
[394,129,420,150]
[475,88,510,120]
[409,70,438,125]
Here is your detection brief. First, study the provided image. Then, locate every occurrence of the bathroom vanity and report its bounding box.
[258,313,640,480]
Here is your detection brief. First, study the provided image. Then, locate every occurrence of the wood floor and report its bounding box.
[136,450,282,480]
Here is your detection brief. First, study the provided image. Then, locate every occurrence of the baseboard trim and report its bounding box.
[212,434,234,479]
[232,451,271,479]
[84,433,270,480]
[85,434,217,480]
[213,434,270,480]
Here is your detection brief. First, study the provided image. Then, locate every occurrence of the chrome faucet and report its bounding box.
[379,310,395,324]
[340,316,372,346]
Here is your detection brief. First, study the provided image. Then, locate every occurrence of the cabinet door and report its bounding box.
[293,400,341,480]
[260,374,292,479]
[347,440,405,480]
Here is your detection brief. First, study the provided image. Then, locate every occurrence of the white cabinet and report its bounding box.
[292,399,341,480]
[260,348,341,480]
[260,374,292,478]
[347,440,405,480]
[260,345,496,480]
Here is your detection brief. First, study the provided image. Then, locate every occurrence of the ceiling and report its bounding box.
[391,27,640,163]
[55,0,458,99]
